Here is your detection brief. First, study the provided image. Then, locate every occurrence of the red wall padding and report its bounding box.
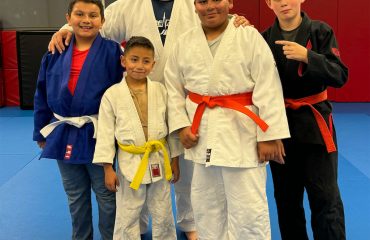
[2,31,18,69]
[336,0,370,102]
[1,31,19,106]
[0,33,4,107]
[0,70,4,107]
[3,69,19,106]
[230,0,260,29]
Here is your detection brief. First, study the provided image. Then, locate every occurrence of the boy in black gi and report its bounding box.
[262,0,348,239]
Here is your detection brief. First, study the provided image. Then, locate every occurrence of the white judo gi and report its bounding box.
[93,77,181,240]
[101,1,199,232]
[165,17,290,239]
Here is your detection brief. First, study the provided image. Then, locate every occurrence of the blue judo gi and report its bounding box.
[33,33,123,164]
[33,33,123,240]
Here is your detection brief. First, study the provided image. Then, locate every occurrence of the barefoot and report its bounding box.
[185,231,198,240]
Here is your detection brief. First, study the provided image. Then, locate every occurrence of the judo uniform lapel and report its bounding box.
[147,79,160,141]
[208,19,237,95]
[193,18,237,95]
[119,78,165,183]
[66,35,103,116]
[284,14,312,84]
[159,0,198,82]
[267,20,289,87]
[145,0,199,84]
[121,79,147,146]
[145,0,164,65]
[193,26,214,94]
[62,35,103,149]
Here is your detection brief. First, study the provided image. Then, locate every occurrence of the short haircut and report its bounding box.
[68,0,105,19]
[124,36,155,56]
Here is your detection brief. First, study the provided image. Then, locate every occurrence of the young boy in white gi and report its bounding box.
[93,36,181,240]
[33,1,123,239]
[165,0,290,239]
[263,0,348,239]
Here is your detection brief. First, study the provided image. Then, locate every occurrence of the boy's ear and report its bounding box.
[66,13,71,25]
[120,55,126,68]
[228,0,234,10]
[265,0,272,8]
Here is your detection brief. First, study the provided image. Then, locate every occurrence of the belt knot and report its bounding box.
[202,96,216,108]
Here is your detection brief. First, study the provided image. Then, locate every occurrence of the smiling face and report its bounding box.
[66,1,104,42]
[265,0,304,27]
[121,46,155,82]
[194,0,233,31]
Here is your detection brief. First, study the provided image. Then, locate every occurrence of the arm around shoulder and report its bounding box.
[100,0,127,43]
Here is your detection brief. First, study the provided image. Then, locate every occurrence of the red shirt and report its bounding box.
[68,46,89,95]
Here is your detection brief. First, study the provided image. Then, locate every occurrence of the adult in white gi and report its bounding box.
[164,0,290,239]
[93,76,180,240]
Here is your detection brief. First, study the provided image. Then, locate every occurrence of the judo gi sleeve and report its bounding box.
[93,92,117,165]
[304,24,348,88]
[33,53,54,142]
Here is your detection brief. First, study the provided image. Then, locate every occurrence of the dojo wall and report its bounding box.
[0,0,369,107]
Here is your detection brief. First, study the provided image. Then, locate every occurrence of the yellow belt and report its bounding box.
[117,139,172,190]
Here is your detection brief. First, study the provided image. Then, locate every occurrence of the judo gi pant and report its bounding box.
[191,163,271,240]
[114,171,176,240]
[174,155,195,232]
[57,161,116,240]
[138,155,195,235]
[139,155,195,233]
[270,141,345,240]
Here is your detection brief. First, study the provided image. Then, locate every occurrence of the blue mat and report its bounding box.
[334,113,370,179]
[1,106,370,240]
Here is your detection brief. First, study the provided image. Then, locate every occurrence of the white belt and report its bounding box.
[40,113,98,138]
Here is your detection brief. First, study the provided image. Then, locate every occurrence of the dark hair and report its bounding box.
[124,36,155,56]
[68,0,105,19]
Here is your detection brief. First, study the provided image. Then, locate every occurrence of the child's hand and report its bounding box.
[257,140,286,164]
[275,40,308,64]
[170,156,180,184]
[37,141,46,149]
[233,14,253,28]
[48,29,73,54]
[179,127,199,149]
[103,164,120,192]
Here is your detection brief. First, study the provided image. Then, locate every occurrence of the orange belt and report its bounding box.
[284,90,336,153]
[188,91,269,134]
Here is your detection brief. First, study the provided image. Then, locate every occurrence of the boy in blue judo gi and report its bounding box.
[33,1,123,239]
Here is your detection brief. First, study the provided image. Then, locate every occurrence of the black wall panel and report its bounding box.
[17,31,55,109]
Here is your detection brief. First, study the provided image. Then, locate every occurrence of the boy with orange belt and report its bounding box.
[263,0,348,239]
[165,0,290,239]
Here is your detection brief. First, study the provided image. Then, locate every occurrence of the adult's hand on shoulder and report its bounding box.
[233,14,253,28]
[48,29,73,54]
